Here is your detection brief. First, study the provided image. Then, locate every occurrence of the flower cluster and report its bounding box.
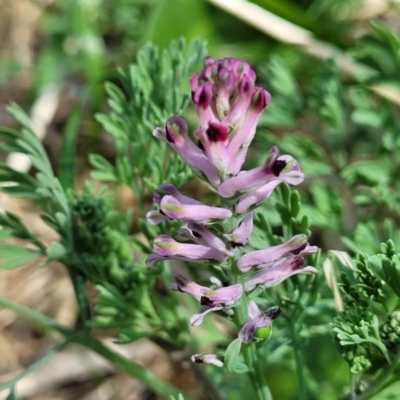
[146,57,317,365]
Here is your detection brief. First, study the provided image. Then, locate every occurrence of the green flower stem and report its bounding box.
[221,197,273,400]
[286,316,308,400]
[67,270,92,332]
[0,295,193,400]
[229,264,273,400]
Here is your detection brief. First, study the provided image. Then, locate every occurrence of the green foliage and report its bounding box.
[91,38,206,206]
[0,38,203,351]
[352,22,400,81]
[0,104,72,269]
[65,183,132,284]
[225,338,249,374]
[332,241,400,394]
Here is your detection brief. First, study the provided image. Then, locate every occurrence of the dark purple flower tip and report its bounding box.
[193,83,213,108]
[204,56,214,66]
[291,242,308,255]
[291,256,306,270]
[251,88,271,110]
[206,122,229,142]
[271,159,287,176]
[239,75,254,96]
[165,116,188,144]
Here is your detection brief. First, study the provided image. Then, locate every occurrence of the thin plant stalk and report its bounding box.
[0,295,194,400]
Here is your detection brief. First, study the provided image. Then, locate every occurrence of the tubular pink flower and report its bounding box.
[237,234,311,272]
[239,304,281,344]
[170,274,243,326]
[147,183,232,225]
[224,213,253,246]
[225,87,271,163]
[244,257,318,291]
[145,234,229,266]
[218,147,304,199]
[153,183,202,206]
[178,222,234,257]
[160,195,232,222]
[153,116,220,187]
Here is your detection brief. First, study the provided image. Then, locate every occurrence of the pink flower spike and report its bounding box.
[224,213,253,246]
[238,234,309,272]
[239,306,280,344]
[160,195,232,222]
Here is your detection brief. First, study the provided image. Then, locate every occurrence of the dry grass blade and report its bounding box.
[207,0,400,105]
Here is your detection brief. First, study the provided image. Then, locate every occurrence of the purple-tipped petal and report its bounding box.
[191,307,223,326]
[178,222,234,256]
[239,306,280,344]
[152,235,228,263]
[225,87,270,156]
[218,147,278,198]
[244,257,318,291]
[171,275,242,305]
[196,122,236,176]
[160,195,232,222]
[171,274,243,325]
[204,283,243,306]
[153,117,220,187]
[153,183,202,205]
[218,148,303,200]
[146,210,167,225]
[191,354,224,367]
[235,180,282,214]
[237,234,308,272]
[170,274,207,300]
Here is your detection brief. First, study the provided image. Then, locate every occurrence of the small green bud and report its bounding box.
[350,355,371,374]
[380,310,400,350]
[254,325,272,341]
[290,191,301,217]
